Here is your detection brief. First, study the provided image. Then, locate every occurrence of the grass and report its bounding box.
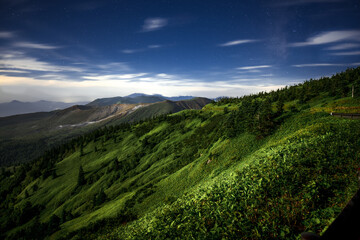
[2,93,360,239]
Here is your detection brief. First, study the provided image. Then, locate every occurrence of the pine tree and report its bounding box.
[60,209,67,224]
[80,145,84,157]
[25,190,29,198]
[77,165,85,186]
[51,169,57,179]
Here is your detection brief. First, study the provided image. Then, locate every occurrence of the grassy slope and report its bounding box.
[4,96,359,239]
[0,98,210,166]
[111,108,360,239]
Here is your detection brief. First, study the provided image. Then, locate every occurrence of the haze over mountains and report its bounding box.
[0,94,196,117]
[0,100,88,117]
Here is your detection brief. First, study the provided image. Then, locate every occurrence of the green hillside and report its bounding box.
[0,68,360,239]
[0,98,210,166]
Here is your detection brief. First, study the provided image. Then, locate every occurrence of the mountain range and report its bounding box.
[0,97,211,166]
[86,93,196,107]
[0,94,196,117]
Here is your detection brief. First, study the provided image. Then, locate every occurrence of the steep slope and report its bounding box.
[114,97,212,123]
[0,98,211,166]
[0,104,140,166]
[0,67,359,240]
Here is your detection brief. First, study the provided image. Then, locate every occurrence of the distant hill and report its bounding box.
[0,98,211,166]
[112,97,212,123]
[0,100,88,117]
[87,93,196,107]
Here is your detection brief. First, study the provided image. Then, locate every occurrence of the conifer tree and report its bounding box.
[77,165,85,186]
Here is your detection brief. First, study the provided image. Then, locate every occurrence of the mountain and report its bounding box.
[0,98,211,166]
[87,93,197,107]
[0,100,88,117]
[114,97,212,123]
[87,95,165,107]
[126,93,196,101]
[0,68,360,240]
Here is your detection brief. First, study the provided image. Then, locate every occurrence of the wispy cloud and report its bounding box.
[96,62,131,71]
[292,63,341,67]
[122,49,143,54]
[82,73,148,81]
[0,31,15,39]
[219,39,259,47]
[0,69,29,73]
[148,44,161,49]
[122,45,163,54]
[326,43,360,50]
[330,51,360,56]
[237,65,272,70]
[0,51,83,72]
[142,18,168,32]
[13,41,60,49]
[292,62,360,67]
[289,30,360,47]
[156,73,176,78]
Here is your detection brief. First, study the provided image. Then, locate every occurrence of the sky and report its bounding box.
[0,0,360,103]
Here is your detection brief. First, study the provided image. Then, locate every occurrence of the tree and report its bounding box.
[254,99,274,138]
[51,169,57,179]
[275,99,284,115]
[77,165,85,186]
[80,145,84,157]
[47,214,60,232]
[24,190,29,198]
[94,189,107,206]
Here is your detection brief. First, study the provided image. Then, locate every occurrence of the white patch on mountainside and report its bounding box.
[58,104,146,128]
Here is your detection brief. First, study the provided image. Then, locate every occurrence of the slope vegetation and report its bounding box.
[0,98,211,166]
[0,67,359,239]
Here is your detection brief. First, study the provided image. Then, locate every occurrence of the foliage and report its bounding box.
[0,67,359,239]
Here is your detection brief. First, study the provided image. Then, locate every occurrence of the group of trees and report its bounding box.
[0,67,359,239]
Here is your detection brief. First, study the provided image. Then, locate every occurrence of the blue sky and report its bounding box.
[0,0,359,102]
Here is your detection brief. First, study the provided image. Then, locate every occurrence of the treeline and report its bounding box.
[215,67,360,105]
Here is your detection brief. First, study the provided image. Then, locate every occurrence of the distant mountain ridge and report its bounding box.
[87,93,196,107]
[0,100,88,117]
[0,97,211,165]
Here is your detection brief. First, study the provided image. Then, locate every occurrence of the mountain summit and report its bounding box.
[87,93,197,107]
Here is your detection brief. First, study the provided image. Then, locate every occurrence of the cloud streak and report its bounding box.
[289,30,360,47]
[326,43,360,50]
[13,42,60,50]
[330,51,360,56]
[142,18,168,32]
[237,65,272,70]
[292,62,360,67]
[219,39,259,47]
[0,31,15,39]
[0,51,83,72]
